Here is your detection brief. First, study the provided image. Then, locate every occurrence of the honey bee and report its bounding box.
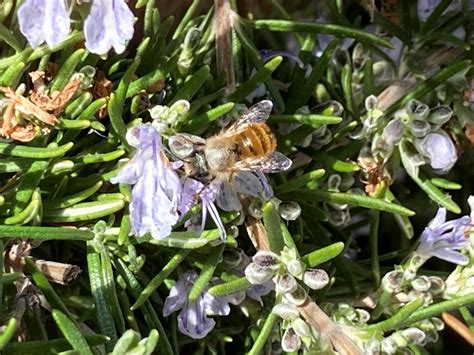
[169,100,292,183]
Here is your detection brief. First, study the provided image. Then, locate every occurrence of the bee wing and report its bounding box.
[238,100,273,125]
[232,151,292,173]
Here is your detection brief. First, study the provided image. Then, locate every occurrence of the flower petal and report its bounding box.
[84,0,135,55]
[18,0,70,48]
[177,300,216,339]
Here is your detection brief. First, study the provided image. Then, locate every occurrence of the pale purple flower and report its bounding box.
[417,132,458,172]
[179,178,227,240]
[163,270,232,339]
[215,171,273,212]
[110,124,182,240]
[17,0,70,48]
[84,0,135,55]
[416,207,471,265]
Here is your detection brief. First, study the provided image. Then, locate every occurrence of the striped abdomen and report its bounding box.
[236,123,276,157]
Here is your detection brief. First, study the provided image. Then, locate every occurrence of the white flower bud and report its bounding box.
[382,270,404,293]
[278,201,301,221]
[355,309,371,324]
[365,338,381,353]
[292,318,311,338]
[411,276,431,292]
[244,262,275,285]
[272,303,299,320]
[281,327,301,353]
[381,337,398,354]
[303,269,329,290]
[427,276,445,296]
[430,317,445,331]
[365,95,378,111]
[284,285,307,306]
[276,274,298,294]
[409,120,431,138]
[287,259,304,278]
[401,327,426,345]
[428,106,453,125]
[252,251,280,270]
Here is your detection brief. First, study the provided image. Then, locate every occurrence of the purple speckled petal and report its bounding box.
[18,0,70,48]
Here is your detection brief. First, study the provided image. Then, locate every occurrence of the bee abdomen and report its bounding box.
[238,124,276,157]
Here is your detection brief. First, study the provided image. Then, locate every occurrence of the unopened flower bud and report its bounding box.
[402,327,426,345]
[287,260,305,278]
[352,43,366,71]
[365,338,381,353]
[373,61,390,79]
[355,309,371,324]
[430,317,445,331]
[252,251,280,269]
[303,269,329,290]
[245,262,275,285]
[284,285,307,306]
[407,100,429,120]
[381,337,398,354]
[168,134,196,159]
[382,118,404,146]
[365,95,378,111]
[272,303,299,320]
[222,249,243,268]
[382,270,404,293]
[279,201,301,221]
[327,174,342,191]
[428,106,453,125]
[411,276,431,292]
[276,274,298,294]
[428,276,445,296]
[248,200,263,219]
[292,318,311,338]
[312,100,344,116]
[409,120,431,138]
[281,327,301,353]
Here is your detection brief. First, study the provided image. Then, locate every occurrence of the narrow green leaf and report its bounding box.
[247,312,278,355]
[0,142,73,159]
[132,249,190,310]
[50,49,85,92]
[312,151,360,172]
[301,242,345,267]
[281,189,415,216]
[207,277,251,297]
[171,65,210,103]
[0,225,94,241]
[268,114,342,127]
[52,309,93,355]
[0,318,18,351]
[245,19,393,48]
[188,245,225,302]
[229,56,282,102]
[87,248,118,351]
[262,200,285,253]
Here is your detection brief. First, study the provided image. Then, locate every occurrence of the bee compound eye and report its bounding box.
[169,134,195,159]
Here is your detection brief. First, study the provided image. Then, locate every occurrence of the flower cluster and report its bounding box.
[244,247,330,352]
[17,0,135,55]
